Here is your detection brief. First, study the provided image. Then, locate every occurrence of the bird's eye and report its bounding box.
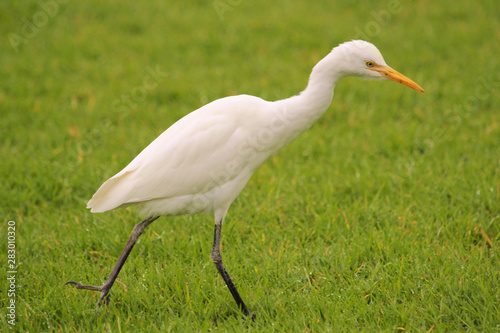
[366,61,375,68]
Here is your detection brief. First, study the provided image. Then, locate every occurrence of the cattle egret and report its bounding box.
[66,40,424,317]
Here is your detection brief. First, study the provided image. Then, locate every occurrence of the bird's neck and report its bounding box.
[270,50,344,142]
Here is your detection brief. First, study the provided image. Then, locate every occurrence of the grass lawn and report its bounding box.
[1,0,499,331]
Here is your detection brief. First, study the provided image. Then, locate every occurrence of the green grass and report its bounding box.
[1,0,499,331]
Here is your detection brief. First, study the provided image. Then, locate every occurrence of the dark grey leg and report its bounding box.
[210,222,254,319]
[65,216,159,307]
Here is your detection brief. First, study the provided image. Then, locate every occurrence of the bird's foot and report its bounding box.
[241,308,257,322]
[247,312,257,322]
[64,280,112,308]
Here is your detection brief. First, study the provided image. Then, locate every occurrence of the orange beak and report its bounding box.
[371,64,425,93]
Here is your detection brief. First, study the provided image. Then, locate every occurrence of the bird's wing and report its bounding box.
[87,95,269,213]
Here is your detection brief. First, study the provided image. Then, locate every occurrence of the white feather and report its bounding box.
[87,40,423,223]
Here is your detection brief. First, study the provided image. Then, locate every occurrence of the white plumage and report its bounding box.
[88,95,272,220]
[69,40,424,316]
[87,40,423,222]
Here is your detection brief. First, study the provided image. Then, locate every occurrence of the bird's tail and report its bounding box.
[87,171,135,213]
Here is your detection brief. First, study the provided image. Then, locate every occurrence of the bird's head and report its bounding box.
[334,40,424,92]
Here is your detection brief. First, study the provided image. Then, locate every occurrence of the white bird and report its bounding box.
[66,40,424,317]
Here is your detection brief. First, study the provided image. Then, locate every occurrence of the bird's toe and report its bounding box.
[64,280,103,291]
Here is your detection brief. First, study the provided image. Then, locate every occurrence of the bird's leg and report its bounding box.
[65,216,159,308]
[210,222,255,320]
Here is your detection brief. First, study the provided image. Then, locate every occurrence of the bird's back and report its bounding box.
[87,95,273,217]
